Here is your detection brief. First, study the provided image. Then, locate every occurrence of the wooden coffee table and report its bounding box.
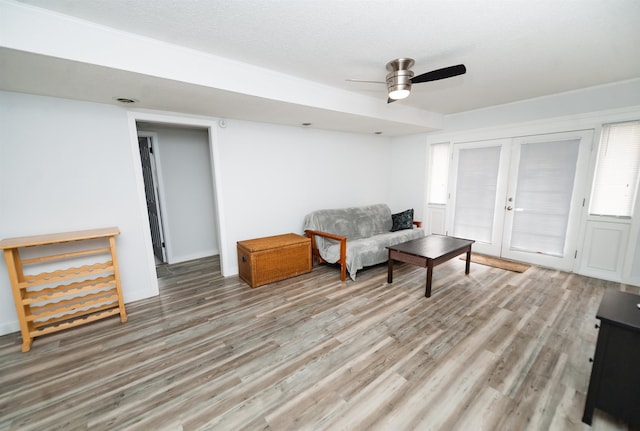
[387,235,475,297]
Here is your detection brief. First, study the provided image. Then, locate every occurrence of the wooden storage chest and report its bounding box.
[237,233,311,288]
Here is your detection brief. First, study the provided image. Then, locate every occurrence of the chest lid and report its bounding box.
[237,233,309,252]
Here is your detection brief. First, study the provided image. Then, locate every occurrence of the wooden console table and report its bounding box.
[0,227,127,352]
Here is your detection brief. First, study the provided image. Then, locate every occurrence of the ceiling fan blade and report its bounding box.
[346,78,386,84]
[411,64,466,84]
[387,97,397,104]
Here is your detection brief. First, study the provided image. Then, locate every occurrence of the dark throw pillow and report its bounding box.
[391,208,414,232]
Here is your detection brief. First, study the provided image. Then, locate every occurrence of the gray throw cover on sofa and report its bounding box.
[303,203,425,280]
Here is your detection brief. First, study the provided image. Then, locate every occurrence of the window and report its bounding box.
[453,145,501,243]
[428,142,449,204]
[589,121,640,217]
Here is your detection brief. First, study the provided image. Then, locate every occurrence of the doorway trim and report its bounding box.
[126,111,228,287]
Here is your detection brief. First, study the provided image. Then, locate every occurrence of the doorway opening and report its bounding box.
[136,121,220,270]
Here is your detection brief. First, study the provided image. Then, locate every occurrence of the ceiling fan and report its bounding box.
[348,58,466,103]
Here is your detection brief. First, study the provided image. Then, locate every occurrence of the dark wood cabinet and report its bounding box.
[583,289,640,426]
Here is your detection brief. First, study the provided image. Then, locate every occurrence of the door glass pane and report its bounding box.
[510,139,580,256]
[453,146,501,243]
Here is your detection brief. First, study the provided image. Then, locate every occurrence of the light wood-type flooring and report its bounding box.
[1,255,639,430]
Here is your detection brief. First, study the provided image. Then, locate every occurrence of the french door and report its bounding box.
[448,131,592,271]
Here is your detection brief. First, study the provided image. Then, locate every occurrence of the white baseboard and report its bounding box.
[168,249,218,264]
[0,321,20,337]
[123,287,160,304]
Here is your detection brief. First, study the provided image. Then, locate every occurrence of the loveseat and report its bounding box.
[303,203,425,281]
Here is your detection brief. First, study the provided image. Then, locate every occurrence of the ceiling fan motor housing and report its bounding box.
[386,58,414,99]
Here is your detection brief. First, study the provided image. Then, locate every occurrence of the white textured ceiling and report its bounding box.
[3,0,640,134]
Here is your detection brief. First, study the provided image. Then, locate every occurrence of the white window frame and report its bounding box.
[427,142,450,205]
[589,120,640,218]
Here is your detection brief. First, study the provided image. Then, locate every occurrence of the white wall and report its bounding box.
[385,80,640,221]
[0,91,158,335]
[388,134,428,222]
[6,80,636,337]
[138,125,219,263]
[1,92,424,335]
[215,120,400,275]
[404,82,640,285]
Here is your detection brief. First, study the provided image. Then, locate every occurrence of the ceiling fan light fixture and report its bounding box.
[386,58,414,100]
[387,77,412,100]
[388,86,411,100]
